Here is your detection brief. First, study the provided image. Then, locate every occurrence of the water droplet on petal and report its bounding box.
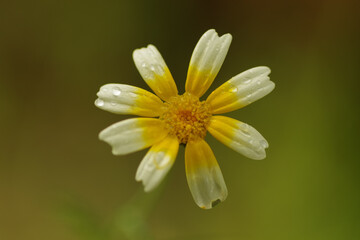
[112,88,121,96]
[95,99,104,107]
[153,152,167,168]
[150,66,155,71]
[243,78,252,84]
[142,63,147,68]
[260,140,269,148]
[230,87,238,93]
[145,162,155,172]
[241,124,251,136]
[128,92,138,98]
[220,85,227,91]
[246,94,253,102]
[241,130,250,137]
[156,88,163,95]
[110,101,116,106]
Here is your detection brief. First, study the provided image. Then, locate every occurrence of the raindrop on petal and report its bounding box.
[243,78,252,84]
[241,124,251,136]
[128,92,138,98]
[260,140,269,148]
[112,88,121,96]
[230,87,238,93]
[95,99,104,107]
[153,152,167,169]
[145,162,155,172]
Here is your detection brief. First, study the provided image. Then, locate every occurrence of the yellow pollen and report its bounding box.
[160,92,212,144]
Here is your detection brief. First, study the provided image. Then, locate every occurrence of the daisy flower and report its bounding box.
[95,29,275,209]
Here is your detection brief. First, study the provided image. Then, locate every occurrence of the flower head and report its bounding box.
[95,29,275,209]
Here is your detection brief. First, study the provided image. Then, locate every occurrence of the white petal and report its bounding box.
[207,116,268,160]
[207,66,275,114]
[185,29,232,98]
[99,118,167,155]
[133,45,178,101]
[95,84,164,117]
[136,135,179,192]
[185,139,227,209]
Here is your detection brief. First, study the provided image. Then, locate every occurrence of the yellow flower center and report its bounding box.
[160,93,212,144]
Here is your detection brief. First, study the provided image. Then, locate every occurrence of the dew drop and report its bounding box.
[156,88,163,95]
[243,78,252,84]
[241,130,250,137]
[150,65,155,71]
[260,140,269,148]
[141,63,147,68]
[110,101,116,106]
[241,124,251,136]
[95,99,104,107]
[128,92,138,98]
[112,88,121,96]
[220,85,228,91]
[246,93,253,101]
[153,152,167,168]
[230,87,238,93]
[145,162,155,172]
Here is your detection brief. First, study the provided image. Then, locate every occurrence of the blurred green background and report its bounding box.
[1,0,359,239]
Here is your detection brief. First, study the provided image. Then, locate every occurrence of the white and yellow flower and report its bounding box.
[95,29,275,209]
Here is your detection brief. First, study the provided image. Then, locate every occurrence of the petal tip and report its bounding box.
[98,130,105,140]
[144,185,154,192]
[222,33,233,42]
[269,81,276,91]
[204,29,216,35]
[258,66,271,73]
[132,48,140,58]
[251,151,267,160]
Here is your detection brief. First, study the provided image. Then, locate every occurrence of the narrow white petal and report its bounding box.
[95,84,164,117]
[185,29,232,97]
[99,118,167,155]
[133,45,178,101]
[208,116,269,160]
[207,66,275,114]
[185,139,227,209]
[136,136,179,192]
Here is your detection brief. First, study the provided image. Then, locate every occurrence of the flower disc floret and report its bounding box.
[160,93,212,144]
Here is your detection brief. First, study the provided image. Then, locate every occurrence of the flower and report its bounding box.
[95,29,275,209]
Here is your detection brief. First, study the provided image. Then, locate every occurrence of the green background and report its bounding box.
[1,0,359,239]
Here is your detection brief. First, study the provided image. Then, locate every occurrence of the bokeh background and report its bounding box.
[1,0,359,239]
